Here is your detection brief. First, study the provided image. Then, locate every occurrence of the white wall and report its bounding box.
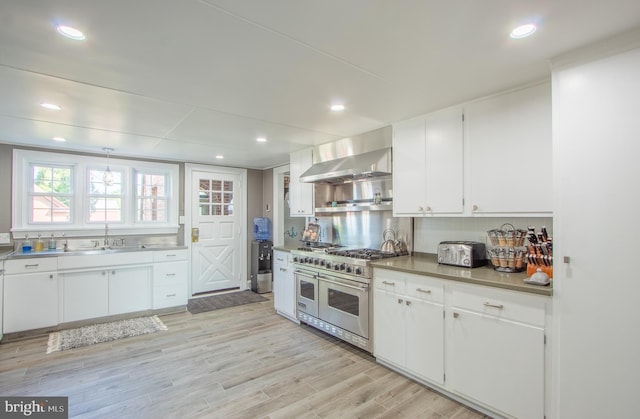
[413,216,552,254]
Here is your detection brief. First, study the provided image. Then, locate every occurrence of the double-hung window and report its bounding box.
[29,164,73,224]
[135,172,168,222]
[13,149,179,237]
[88,168,123,223]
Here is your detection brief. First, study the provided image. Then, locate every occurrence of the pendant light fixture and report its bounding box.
[102,147,114,186]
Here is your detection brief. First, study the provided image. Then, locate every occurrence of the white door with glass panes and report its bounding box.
[191,170,243,294]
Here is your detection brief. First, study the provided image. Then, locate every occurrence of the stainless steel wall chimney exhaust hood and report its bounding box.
[299,126,393,184]
[299,147,392,184]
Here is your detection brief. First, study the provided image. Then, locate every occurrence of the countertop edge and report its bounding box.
[2,245,189,260]
[371,254,553,297]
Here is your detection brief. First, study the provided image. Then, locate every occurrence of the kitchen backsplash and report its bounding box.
[413,216,553,254]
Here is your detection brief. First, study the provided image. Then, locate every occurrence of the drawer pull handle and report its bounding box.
[166,273,176,276]
[25,264,39,268]
[382,281,395,286]
[166,293,176,297]
[416,288,431,294]
[166,254,177,257]
[484,302,504,309]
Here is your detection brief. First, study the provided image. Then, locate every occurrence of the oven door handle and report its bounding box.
[294,270,317,279]
[319,276,369,292]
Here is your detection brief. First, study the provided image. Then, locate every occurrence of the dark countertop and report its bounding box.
[371,253,552,297]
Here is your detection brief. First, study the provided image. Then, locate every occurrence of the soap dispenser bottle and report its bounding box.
[22,234,32,252]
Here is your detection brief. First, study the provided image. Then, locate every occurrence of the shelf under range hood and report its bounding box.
[314,199,393,214]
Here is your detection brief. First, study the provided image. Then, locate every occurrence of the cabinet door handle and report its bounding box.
[166,293,176,297]
[102,271,107,276]
[165,273,176,277]
[483,302,504,309]
[405,300,411,306]
[49,274,54,279]
[453,312,459,318]
[382,281,395,286]
[472,204,479,211]
[112,271,116,275]
[397,298,403,304]
[25,264,39,269]
[416,288,431,294]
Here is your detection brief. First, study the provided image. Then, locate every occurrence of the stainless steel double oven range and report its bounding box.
[292,247,397,353]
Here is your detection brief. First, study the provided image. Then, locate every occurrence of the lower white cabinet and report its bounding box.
[449,284,545,419]
[63,270,109,322]
[108,266,152,315]
[373,268,549,419]
[62,266,151,321]
[153,260,188,309]
[4,257,59,333]
[273,250,297,322]
[374,270,445,385]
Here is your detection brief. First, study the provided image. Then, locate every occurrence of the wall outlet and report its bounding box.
[0,233,10,244]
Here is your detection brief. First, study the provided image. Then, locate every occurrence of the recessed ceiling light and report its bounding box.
[215,155,224,159]
[510,23,537,39]
[52,137,66,142]
[256,137,267,143]
[56,25,86,41]
[40,103,62,111]
[330,104,345,112]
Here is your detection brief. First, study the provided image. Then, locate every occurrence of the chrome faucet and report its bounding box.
[62,233,68,252]
[104,223,109,247]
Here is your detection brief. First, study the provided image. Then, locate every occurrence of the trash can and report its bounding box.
[256,271,273,294]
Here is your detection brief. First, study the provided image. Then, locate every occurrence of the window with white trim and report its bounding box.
[12,150,180,237]
[135,171,168,222]
[29,164,73,224]
[87,168,123,223]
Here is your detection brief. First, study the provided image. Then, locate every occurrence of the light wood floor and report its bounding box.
[0,295,489,419]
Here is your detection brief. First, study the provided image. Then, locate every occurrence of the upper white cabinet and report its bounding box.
[289,148,314,217]
[466,82,552,215]
[393,107,464,216]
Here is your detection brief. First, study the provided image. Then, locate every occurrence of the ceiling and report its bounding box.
[1,1,640,169]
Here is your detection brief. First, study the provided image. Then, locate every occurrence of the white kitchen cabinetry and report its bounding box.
[61,266,151,321]
[288,148,314,216]
[466,82,552,215]
[273,250,297,322]
[3,257,59,333]
[152,249,188,309]
[374,270,445,385]
[393,107,464,216]
[62,270,109,322]
[58,252,154,323]
[108,266,151,315]
[449,283,546,419]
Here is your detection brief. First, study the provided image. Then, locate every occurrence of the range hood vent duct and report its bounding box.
[299,147,392,184]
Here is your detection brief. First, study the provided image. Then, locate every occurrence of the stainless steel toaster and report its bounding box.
[437,241,487,268]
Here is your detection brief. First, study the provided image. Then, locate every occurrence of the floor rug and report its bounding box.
[187,290,268,314]
[46,315,168,354]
